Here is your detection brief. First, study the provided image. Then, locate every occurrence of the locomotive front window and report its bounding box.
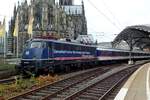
[30,41,42,48]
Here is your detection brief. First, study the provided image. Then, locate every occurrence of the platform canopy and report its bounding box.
[113,25,150,50]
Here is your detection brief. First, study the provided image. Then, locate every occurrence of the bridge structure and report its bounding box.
[112,25,150,51]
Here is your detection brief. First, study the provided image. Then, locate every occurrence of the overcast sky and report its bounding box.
[0,0,150,42]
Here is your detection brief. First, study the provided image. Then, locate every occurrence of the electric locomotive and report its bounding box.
[17,38,97,74]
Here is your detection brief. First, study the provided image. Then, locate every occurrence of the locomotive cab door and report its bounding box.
[47,42,53,59]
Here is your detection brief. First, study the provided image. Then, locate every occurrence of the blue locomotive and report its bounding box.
[17,38,150,74]
[18,39,97,74]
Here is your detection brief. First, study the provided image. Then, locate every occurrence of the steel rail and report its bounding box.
[63,66,139,100]
[8,67,109,100]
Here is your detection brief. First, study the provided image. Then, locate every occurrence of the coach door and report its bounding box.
[48,42,53,58]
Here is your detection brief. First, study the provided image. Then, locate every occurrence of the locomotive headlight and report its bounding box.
[25,51,29,55]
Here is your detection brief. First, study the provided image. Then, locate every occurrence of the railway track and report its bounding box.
[0,76,17,84]
[100,77,128,100]
[7,62,145,100]
[8,66,114,100]
[64,65,139,100]
[0,70,17,79]
[0,63,122,85]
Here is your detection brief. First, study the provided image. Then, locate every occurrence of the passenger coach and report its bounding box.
[96,48,150,61]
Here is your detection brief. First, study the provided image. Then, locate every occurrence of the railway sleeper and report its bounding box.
[17,98,32,100]
[50,86,63,89]
[83,92,101,97]
[34,92,47,96]
[54,83,66,86]
[57,94,69,98]
[72,85,84,88]
[46,88,58,92]
[87,91,106,96]
[26,95,42,99]
[50,97,64,100]
[79,95,99,100]
[86,90,103,94]
[90,88,106,91]
[69,87,81,91]
[74,98,91,100]
[39,90,52,94]
[60,92,72,95]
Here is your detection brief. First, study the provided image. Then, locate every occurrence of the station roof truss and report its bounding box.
[113,25,150,50]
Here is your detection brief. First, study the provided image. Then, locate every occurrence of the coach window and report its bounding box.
[68,44,71,50]
[48,42,52,49]
[58,43,61,50]
[70,44,73,51]
[79,46,81,51]
[67,44,69,51]
[54,43,59,50]
[78,46,80,51]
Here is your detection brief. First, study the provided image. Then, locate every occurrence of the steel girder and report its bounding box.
[113,25,150,50]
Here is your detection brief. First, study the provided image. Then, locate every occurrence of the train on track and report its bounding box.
[16,38,150,75]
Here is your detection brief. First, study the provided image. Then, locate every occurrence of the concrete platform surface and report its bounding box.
[114,63,150,100]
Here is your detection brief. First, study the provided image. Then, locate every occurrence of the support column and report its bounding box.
[128,33,134,65]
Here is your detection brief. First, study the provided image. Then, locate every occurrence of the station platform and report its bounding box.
[114,62,150,100]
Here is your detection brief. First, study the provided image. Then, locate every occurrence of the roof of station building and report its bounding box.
[113,25,150,49]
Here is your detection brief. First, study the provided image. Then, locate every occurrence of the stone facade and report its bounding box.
[8,0,87,54]
[59,0,73,5]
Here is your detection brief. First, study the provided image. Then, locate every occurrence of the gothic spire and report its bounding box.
[25,0,27,4]
[13,4,17,17]
[82,0,85,15]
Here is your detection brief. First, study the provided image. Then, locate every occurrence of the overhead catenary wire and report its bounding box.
[87,18,118,37]
[87,0,121,30]
[88,22,100,33]
[100,0,122,28]
[87,21,117,36]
